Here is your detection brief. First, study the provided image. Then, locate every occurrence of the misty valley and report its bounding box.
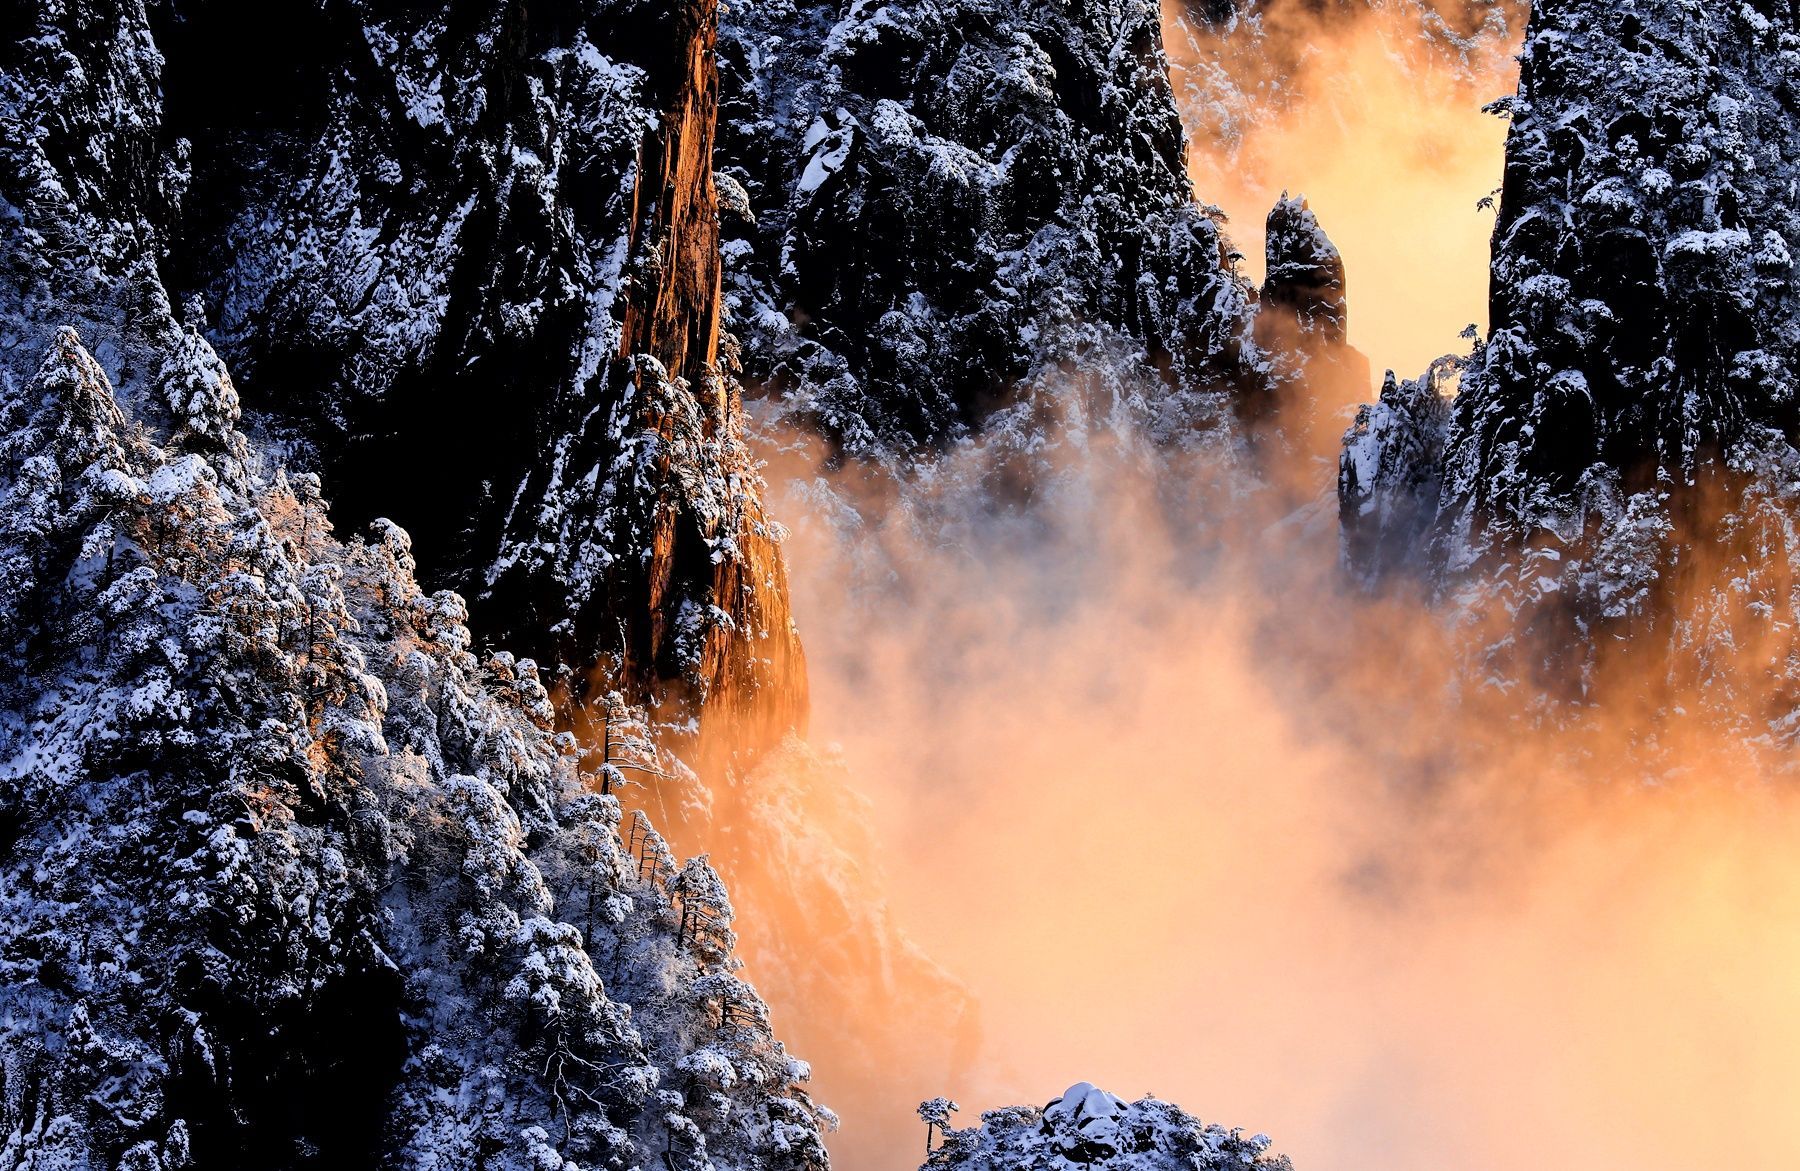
[5,2,1800,1170]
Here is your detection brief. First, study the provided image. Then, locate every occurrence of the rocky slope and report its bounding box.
[715,0,1268,461]
[923,1083,1292,1171]
[1339,0,1800,730]
[0,329,831,1170]
[1,0,806,752]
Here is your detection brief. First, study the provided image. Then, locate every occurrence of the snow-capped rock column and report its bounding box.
[1254,195,1370,461]
[618,0,726,390]
[1262,194,1350,347]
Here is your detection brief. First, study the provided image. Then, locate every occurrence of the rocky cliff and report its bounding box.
[0,329,831,1171]
[1339,0,1800,728]
[0,4,838,1166]
[1442,0,1800,537]
[1,0,806,755]
[715,0,1266,461]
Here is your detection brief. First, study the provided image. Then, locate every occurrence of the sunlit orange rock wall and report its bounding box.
[613,0,807,761]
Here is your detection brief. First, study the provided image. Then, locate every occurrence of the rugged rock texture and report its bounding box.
[1339,1,1800,728]
[1256,194,1369,460]
[716,0,1264,460]
[1441,0,1800,531]
[1261,195,1348,346]
[0,330,831,1171]
[617,0,728,393]
[1339,362,1453,582]
[1,0,807,753]
[923,1083,1292,1171]
[468,0,809,757]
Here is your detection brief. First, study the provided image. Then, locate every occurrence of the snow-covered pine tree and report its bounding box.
[0,329,830,1171]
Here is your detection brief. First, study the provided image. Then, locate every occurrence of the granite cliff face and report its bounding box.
[1339,0,1800,729]
[714,0,1268,461]
[470,0,809,756]
[1261,195,1349,348]
[1443,0,1800,536]
[2,0,806,755]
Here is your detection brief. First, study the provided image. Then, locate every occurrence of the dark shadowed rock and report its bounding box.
[1337,0,1800,729]
[1,0,807,757]
[715,0,1265,460]
[1262,194,1349,346]
[1254,195,1370,464]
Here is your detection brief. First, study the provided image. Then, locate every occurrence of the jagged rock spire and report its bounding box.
[1263,193,1349,346]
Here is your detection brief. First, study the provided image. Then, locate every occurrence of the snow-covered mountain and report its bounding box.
[1,0,1316,1162]
[1,2,828,1167]
[1341,0,1800,734]
[13,0,1800,1166]
[0,328,830,1169]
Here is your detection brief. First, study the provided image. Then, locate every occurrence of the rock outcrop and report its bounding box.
[0,329,831,1171]
[1256,194,1370,461]
[924,1082,1293,1171]
[475,0,809,758]
[2,0,807,756]
[1339,363,1453,583]
[1261,195,1349,347]
[716,0,1264,460]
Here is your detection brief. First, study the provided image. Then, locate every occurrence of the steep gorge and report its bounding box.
[775,8,1800,1171]
[15,0,1800,1169]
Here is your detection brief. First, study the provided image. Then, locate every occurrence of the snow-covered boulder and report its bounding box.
[927,1082,1293,1170]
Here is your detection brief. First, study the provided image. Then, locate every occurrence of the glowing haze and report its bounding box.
[1165,0,1524,385]
[770,422,1800,1171]
[645,4,1800,1170]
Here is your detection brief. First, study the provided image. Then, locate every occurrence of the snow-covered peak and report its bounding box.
[929,1083,1291,1170]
